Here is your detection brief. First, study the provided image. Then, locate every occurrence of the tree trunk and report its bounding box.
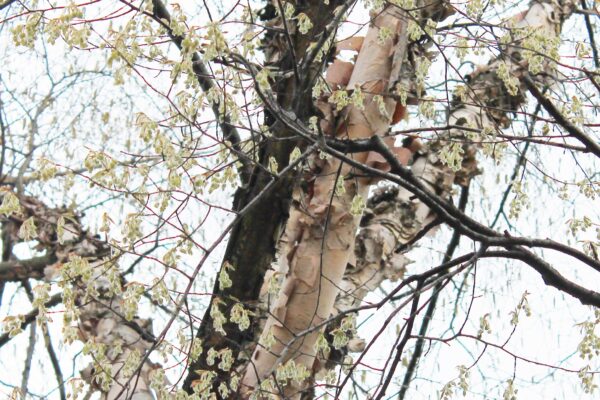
[240,6,413,398]
[322,0,576,383]
[183,1,355,393]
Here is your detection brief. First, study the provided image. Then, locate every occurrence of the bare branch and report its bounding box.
[524,75,600,158]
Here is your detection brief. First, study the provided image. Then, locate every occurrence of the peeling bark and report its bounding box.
[334,166,450,316]
[325,0,576,378]
[184,1,354,393]
[0,193,158,400]
[336,0,576,317]
[240,6,413,398]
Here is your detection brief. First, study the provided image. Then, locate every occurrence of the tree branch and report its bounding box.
[121,0,253,184]
[0,292,62,348]
[0,254,56,283]
[524,75,600,159]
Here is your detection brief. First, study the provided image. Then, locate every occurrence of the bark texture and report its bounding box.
[184,1,352,392]
[240,6,413,398]
[337,0,576,314]
[325,0,576,377]
[0,193,158,400]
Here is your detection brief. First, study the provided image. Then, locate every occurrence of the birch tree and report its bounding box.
[0,0,599,399]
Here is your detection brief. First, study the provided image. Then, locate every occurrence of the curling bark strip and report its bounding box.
[240,6,413,398]
[184,1,356,392]
[328,0,576,370]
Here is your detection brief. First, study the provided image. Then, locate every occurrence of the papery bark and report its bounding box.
[184,1,355,393]
[327,0,575,372]
[334,154,454,315]
[0,193,158,400]
[240,6,412,398]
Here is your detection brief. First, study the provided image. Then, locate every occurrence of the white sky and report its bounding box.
[0,0,599,399]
